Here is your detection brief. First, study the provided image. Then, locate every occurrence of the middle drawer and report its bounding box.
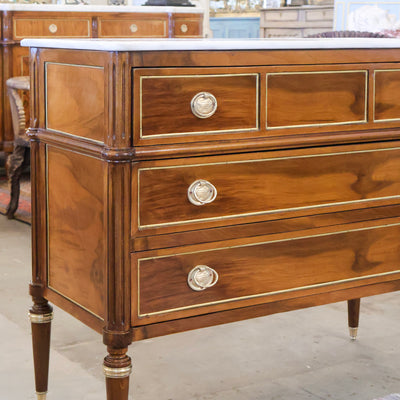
[136,144,400,234]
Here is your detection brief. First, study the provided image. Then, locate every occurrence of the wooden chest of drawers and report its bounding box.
[0,6,204,153]
[23,38,400,400]
[260,5,334,38]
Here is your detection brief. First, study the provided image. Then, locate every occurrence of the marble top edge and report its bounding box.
[21,37,400,51]
[0,4,203,13]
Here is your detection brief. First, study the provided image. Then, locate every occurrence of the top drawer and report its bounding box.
[13,17,91,39]
[98,16,168,38]
[135,70,259,139]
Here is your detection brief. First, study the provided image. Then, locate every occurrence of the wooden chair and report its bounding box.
[5,76,30,219]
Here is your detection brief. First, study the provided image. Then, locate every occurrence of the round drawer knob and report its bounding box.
[188,265,219,291]
[191,92,217,119]
[49,24,58,34]
[130,24,138,33]
[188,179,217,206]
[180,23,188,33]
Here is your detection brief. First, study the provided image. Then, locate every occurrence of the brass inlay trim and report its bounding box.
[44,62,104,145]
[98,19,167,37]
[45,146,104,322]
[137,221,400,317]
[29,312,53,324]
[373,69,400,123]
[266,70,368,130]
[13,18,91,39]
[138,146,400,229]
[139,73,259,138]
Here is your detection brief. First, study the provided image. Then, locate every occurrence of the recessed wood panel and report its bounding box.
[266,71,367,129]
[45,62,105,142]
[374,70,400,122]
[98,18,167,38]
[138,147,400,229]
[172,15,203,37]
[137,223,400,319]
[47,146,105,319]
[139,73,258,137]
[13,18,90,39]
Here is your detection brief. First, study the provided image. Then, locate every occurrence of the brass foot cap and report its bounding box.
[36,392,47,400]
[349,327,358,340]
[103,365,132,379]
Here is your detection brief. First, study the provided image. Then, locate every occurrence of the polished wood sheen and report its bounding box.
[98,17,167,38]
[47,146,105,319]
[139,72,258,136]
[266,70,367,128]
[28,45,400,400]
[45,62,105,142]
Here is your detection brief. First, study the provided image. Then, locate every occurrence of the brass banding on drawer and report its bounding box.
[138,146,400,230]
[138,73,259,137]
[135,222,400,321]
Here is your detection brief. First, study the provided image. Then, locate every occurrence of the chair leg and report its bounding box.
[348,298,361,340]
[6,145,27,219]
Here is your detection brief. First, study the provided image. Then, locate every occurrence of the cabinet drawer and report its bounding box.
[135,222,400,322]
[98,18,167,38]
[137,72,259,137]
[264,10,299,21]
[13,18,90,39]
[172,16,202,37]
[305,9,333,21]
[137,146,400,231]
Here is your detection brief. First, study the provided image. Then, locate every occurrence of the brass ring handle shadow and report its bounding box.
[187,265,219,291]
[191,92,218,119]
[187,179,217,206]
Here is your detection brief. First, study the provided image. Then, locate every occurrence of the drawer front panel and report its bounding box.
[374,69,400,122]
[264,10,299,21]
[266,71,367,129]
[98,18,167,38]
[138,147,400,229]
[172,18,202,37]
[13,18,90,39]
[137,223,400,319]
[139,73,259,137]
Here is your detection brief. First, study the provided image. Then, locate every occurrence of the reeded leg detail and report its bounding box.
[104,347,132,400]
[29,297,53,400]
[347,298,361,340]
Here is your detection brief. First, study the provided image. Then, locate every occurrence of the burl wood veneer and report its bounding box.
[25,41,400,400]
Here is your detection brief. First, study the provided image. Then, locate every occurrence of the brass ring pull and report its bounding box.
[188,265,219,291]
[188,179,217,206]
[191,92,218,119]
[180,23,188,33]
[130,24,138,33]
[49,24,58,34]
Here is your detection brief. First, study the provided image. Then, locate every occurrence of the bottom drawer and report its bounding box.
[134,221,400,323]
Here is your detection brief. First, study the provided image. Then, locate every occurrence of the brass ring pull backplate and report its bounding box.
[180,23,188,33]
[188,265,219,291]
[49,24,58,34]
[188,179,217,206]
[191,92,218,119]
[130,24,138,33]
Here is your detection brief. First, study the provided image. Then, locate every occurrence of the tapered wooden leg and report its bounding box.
[29,297,53,400]
[104,347,132,400]
[347,298,361,340]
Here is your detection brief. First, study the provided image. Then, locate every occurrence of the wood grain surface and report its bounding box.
[47,146,105,319]
[45,62,105,142]
[267,71,366,128]
[375,69,400,122]
[138,146,400,229]
[98,17,167,38]
[137,222,400,320]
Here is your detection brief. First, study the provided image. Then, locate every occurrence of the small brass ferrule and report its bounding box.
[103,365,132,379]
[29,312,54,324]
[36,392,47,400]
[349,327,358,340]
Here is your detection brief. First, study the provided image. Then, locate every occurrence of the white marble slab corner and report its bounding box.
[21,37,400,52]
[0,3,203,13]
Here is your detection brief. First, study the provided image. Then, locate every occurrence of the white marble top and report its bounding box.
[21,37,400,51]
[0,3,202,13]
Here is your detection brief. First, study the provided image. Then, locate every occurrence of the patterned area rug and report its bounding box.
[375,395,400,400]
[0,152,31,224]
